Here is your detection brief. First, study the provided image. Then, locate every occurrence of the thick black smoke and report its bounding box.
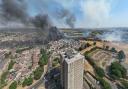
[0,0,28,22]
[30,14,52,41]
[33,0,76,28]
[30,14,64,43]
[31,14,51,29]
[0,0,64,45]
[0,0,52,29]
[0,0,76,28]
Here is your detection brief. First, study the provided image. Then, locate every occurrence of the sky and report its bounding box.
[1,0,128,28]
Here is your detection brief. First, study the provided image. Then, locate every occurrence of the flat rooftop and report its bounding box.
[61,49,84,64]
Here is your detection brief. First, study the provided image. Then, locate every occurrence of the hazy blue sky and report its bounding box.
[26,0,128,28]
[2,0,128,28]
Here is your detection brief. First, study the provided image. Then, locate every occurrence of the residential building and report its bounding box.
[60,49,84,89]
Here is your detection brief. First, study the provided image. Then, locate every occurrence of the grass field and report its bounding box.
[88,48,116,70]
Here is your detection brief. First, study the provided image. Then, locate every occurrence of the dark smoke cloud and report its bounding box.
[0,0,52,42]
[33,0,76,28]
[31,14,51,29]
[0,0,28,22]
[0,0,76,28]
[0,0,64,44]
[0,0,51,29]
[57,9,76,28]
[31,14,52,41]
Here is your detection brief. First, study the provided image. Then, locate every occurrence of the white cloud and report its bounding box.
[80,0,112,27]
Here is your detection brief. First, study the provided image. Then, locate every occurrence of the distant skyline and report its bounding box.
[1,0,128,28]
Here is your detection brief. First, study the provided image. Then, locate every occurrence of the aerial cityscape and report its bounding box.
[0,0,128,89]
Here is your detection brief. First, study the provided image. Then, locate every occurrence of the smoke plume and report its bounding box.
[57,9,76,28]
[0,0,76,28]
[31,14,51,29]
[0,0,53,29]
[99,30,122,42]
[1,0,28,23]
[30,14,52,40]
[0,0,64,44]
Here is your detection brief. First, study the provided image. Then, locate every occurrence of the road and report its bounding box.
[84,75,101,89]
[83,78,90,89]
[27,65,47,89]
[28,50,57,89]
[47,51,60,71]
[27,51,59,89]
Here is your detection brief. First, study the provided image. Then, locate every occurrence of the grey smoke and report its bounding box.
[98,30,123,42]
[31,14,51,29]
[0,0,28,23]
[65,15,76,28]
[0,0,52,29]
[0,0,64,44]
[30,14,52,41]
[57,9,76,28]
[0,0,76,28]
[38,0,76,28]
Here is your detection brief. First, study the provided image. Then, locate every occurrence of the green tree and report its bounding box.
[22,78,27,87]
[93,42,96,45]
[22,76,33,87]
[0,71,8,86]
[38,58,45,67]
[38,49,48,66]
[52,58,60,67]
[110,62,127,80]
[95,67,105,78]
[118,50,126,62]
[9,81,17,89]
[110,47,117,53]
[111,69,122,79]
[8,60,15,70]
[33,67,44,80]
[98,78,111,89]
